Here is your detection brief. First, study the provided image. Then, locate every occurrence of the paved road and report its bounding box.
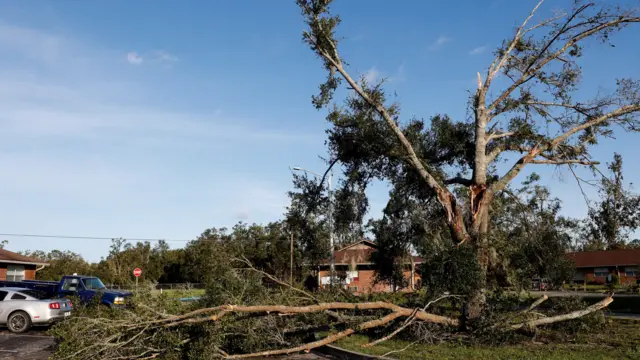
[0,332,333,360]
[0,334,56,360]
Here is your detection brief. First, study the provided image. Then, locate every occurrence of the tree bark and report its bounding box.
[462,186,494,323]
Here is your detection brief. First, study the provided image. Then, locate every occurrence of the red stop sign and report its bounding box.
[133,268,142,277]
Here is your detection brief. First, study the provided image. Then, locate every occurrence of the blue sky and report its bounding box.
[0,1,638,261]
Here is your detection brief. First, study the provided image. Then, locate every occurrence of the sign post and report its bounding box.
[133,268,142,292]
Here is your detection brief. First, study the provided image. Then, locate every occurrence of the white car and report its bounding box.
[0,287,73,333]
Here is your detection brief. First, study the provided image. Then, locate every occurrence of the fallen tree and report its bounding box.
[49,260,614,360]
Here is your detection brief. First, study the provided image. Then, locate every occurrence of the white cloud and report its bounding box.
[469,46,487,55]
[389,63,406,83]
[126,51,143,65]
[0,152,136,198]
[349,33,365,42]
[363,67,380,84]
[0,22,63,64]
[126,50,178,66]
[428,35,452,50]
[0,77,317,150]
[152,50,178,63]
[361,64,405,85]
[0,22,316,248]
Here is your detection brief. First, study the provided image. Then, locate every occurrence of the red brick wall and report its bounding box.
[577,267,637,285]
[0,267,5,281]
[25,265,37,280]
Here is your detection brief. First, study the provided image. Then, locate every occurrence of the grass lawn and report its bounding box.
[333,320,640,360]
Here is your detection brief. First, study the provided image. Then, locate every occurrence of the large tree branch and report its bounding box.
[362,294,461,348]
[488,10,640,114]
[317,51,443,193]
[550,104,640,147]
[510,296,613,330]
[487,131,515,141]
[491,104,640,191]
[134,301,459,329]
[226,312,405,359]
[487,144,534,163]
[490,145,541,193]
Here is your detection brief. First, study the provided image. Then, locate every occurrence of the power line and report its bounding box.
[0,233,195,243]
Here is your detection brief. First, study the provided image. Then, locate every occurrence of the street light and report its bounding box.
[291,166,334,287]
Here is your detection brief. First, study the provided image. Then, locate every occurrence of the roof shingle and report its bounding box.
[320,240,424,265]
[0,249,48,265]
[568,249,640,268]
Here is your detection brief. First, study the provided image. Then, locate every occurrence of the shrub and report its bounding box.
[607,273,621,291]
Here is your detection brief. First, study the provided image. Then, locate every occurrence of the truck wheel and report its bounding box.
[8,311,32,333]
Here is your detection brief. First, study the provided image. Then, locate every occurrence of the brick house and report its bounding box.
[0,249,48,281]
[317,240,423,294]
[568,249,640,285]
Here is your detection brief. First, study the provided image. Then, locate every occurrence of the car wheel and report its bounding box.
[8,311,32,333]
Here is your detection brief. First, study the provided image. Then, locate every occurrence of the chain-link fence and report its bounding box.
[104,283,205,291]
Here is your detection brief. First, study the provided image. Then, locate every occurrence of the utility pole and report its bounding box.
[290,232,294,286]
[327,170,334,287]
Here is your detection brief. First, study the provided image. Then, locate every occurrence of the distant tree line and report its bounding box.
[19,222,303,286]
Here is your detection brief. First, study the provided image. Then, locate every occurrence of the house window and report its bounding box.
[625,267,637,277]
[594,268,609,277]
[6,265,25,281]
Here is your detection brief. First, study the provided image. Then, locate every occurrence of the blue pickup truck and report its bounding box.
[0,275,132,306]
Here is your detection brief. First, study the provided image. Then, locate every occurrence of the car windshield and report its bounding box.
[18,290,50,300]
[81,278,106,290]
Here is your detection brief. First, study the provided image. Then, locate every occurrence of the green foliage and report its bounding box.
[421,245,483,298]
[583,153,640,250]
[335,320,638,360]
[296,0,640,313]
[22,221,304,287]
[49,269,335,359]
[489,175,577,289]
[545,297,607,334]
[369,186,437,291]
[49,286,190,360]
[285,172,332,266]
[607,273,620,292]
[20,250,92,281]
